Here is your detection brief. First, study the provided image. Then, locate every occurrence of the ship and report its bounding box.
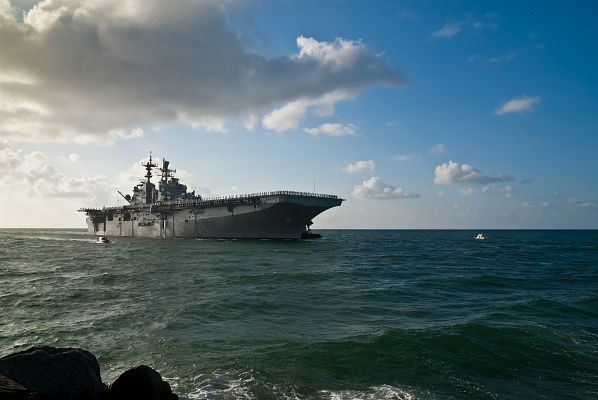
[79,155,343,239]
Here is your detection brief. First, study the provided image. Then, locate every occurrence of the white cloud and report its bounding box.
[304,122,356,137]
[429,143,445,155]
[495,95,541,116]
[460,187,474,196]
[568,197,598,209]
[68,153,79,163]
[117,154,192,192]
[499,185,514,198]
[118,158,153,190]
[0,140,109,200]
[177,114,227,133]
[263,91,352,132]
[353,177,419,199]
[434,160,515,185]
[262,99,309,132]
[109,127,144,140]
[309,90,352,118]
[343,160,374,173]
[0,0,403,143]
[430,22,461,39]
[243,114,258,131]
[431,13,497,41]
[296,36,365,70]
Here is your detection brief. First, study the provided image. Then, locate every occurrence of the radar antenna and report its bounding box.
[141,152,158,183]
[160,158,176,182]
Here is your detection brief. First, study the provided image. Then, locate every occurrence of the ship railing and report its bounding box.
[201,190,338,201]
[79,191,339,212]
[78,206,127,212]
[163,191,339,208]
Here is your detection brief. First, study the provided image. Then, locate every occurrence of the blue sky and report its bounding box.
[0,0,596,228]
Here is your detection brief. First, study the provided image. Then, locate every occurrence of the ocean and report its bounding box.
[1,229,597,399]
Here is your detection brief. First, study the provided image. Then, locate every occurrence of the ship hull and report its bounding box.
[84,193,342,239]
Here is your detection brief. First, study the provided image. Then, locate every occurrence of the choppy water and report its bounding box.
[1,229,597,399]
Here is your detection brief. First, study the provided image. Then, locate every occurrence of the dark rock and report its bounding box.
[0,346,106,400]
[108,365,178,400]
[0,372,40,400]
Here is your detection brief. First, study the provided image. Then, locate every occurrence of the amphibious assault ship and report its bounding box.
[79,156,343,239]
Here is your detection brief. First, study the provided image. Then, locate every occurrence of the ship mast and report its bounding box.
[141,153,158,204]
[160,158,176,183]
[141,153,158,183]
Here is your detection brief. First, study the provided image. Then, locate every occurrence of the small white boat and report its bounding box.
[97,236,110,244]
[474,233,486,240]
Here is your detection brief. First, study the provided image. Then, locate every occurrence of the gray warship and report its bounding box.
[79,155,343,239]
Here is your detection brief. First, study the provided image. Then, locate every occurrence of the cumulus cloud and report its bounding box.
[263,90,352,133]
[68,153,79,163]
[304,122,356,137]
[434,160,514,185]
[296,36,365,70]
[0,0,403,143]
[353,177,419,199]
[343,160,374,173]
[495,95,541,116]
[0,140,109,200]
[262,99,310,132]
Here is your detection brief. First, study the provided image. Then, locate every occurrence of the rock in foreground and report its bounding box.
[0,347,105,400]
[0,347,178,400]
[109,365,178,400]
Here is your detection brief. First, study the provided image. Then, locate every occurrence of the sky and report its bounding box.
[0,0,597,229]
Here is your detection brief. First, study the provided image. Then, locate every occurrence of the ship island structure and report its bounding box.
[79,156,343,239]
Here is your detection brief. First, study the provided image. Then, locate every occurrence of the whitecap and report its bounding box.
[322,384,415,400]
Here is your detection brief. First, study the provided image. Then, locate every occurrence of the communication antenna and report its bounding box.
[160,158,176,182]
[141,152,158,183]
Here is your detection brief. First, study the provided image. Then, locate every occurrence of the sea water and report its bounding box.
[1,229,597,399]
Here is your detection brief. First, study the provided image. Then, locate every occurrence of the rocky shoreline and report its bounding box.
[0,347,178,400]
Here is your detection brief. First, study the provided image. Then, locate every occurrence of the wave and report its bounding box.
[13,235,97,243]
[322,385,415,400]
[187,369,417,400]
[236,323,598,399]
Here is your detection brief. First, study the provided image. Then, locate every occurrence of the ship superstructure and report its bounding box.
[79,155,343,239]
